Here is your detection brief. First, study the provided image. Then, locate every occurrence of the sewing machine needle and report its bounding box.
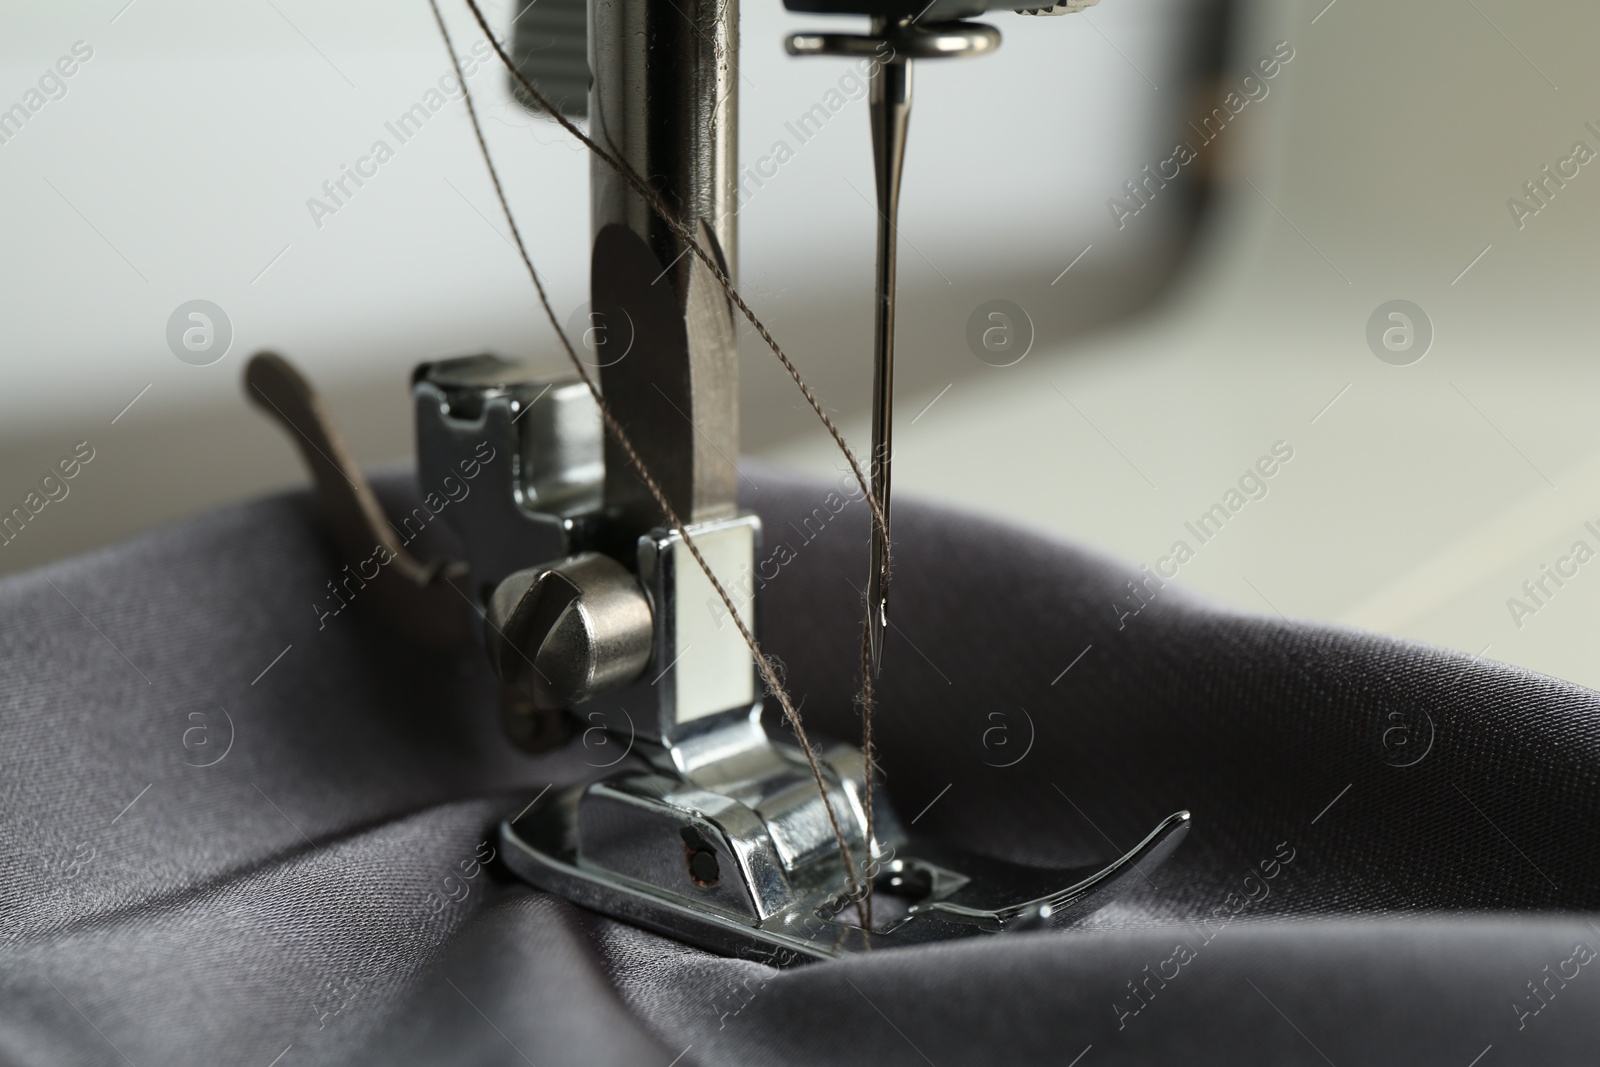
[866,40,911,677]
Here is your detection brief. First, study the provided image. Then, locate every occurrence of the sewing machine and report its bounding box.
[255,0,1188,964]
[17,5,1600,1062]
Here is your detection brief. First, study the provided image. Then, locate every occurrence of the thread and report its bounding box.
[428,0,865,900]
[460,0,891,927]
[857,617,879,930]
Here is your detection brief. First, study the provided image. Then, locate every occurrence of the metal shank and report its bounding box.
[590,0,741,538]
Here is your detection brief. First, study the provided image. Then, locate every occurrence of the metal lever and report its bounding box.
[245,352,470,649]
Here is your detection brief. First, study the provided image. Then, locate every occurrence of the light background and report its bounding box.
[2,0,1598,689]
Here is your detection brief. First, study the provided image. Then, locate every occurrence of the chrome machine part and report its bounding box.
[785,18,1000,675]
[864,31,909,677]
[1018,0,1100,14]
[866,25,910,678]
[413,355,604,599]
[784,20,1000,58]
[404,0,1189,965]
[487,552,654,709]
[589,0,741,538]
[501,803,1190,963]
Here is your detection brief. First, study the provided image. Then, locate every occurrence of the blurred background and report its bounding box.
[3,0,1598,687]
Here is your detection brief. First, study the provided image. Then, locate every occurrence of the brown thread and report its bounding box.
[460,0,890,926]
[857,618,878,930]
[428,0,865,900]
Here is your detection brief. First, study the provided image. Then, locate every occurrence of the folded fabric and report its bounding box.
[2,462,1595,1065]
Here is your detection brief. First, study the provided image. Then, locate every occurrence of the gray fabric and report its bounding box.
[3,462,1598,1065]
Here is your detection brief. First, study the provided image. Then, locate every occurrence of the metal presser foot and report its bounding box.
[399,0,1188,964]
[251,347,1189,964]
[412,355,1188,964]
[502,786,1189,963]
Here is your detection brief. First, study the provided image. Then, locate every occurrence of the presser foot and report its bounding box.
[497,746,1190,964]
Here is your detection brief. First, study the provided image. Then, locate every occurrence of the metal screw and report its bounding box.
[680,827,721,887]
